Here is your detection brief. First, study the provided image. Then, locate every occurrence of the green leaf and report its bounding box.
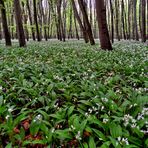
[89,137,96,148]
[92,128,106,141]
[83,142,89,148]
[55,129,72,140]
[110,123,122,138]
[5,143,12,148]
[0,96,3,106]
[68,106,75,117]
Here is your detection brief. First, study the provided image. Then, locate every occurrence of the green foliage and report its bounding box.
[0,41,147,147]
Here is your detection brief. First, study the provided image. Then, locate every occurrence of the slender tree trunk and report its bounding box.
[78,0,95,45]
[68,6,73,39]
[0,17,2,40]
[115,0,120,41]
[0,0,11,46]
[71,0,89,43]
[141,0,146,42]
[33,0,41,41]
[139,1,142,38]
[121,0,126,40]
[133,0,139,40]
[26,0,36,40]
[74,14,79,40]
[14,0,26,47]
[95,0,112,50]
[127,0,131,40]
[22,2,29,41]
[109,0,114,43]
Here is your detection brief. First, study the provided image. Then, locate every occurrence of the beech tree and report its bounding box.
[33,0,41,41]
[141,0,146,42]
[14,0,26,47]
[0,0,11,46]
[78,0,95,45]
[95,0,112,50]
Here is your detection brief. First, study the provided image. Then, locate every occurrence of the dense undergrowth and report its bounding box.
[0,41,147,147]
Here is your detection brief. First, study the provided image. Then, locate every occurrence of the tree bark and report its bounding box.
[0,0,11,46]
[109,0,114,43]
[95,0,112,50]
[115,0,120,41]
[141,0,146,42]
[33,0,41,41]
[26,0,36,41]
[78,0,95,45]
[14,0,26,47]
[133,0,139,40]
[71,0,89,43]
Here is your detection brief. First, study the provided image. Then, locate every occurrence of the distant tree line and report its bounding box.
[0,0,147,50]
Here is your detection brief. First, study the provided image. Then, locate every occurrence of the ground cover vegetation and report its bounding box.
[0,41,147,147]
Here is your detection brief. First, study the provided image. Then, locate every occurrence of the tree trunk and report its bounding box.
[141,0,146,42]
[74,13,79,40]
[33,0,41,41]
[57,0,65,42]
[109,0,114,43]
[14,0,26,47]
[26,0,36,41]
[127,0,131,40]
[78,0,95,45]
[133,0,139,40]
[0,0,11,46]
[71,0,89,43]
[121,0,126,40]
[115,0,120,41]
[95,0,112,50]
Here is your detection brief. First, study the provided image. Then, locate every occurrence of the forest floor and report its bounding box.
[0,41,147,147]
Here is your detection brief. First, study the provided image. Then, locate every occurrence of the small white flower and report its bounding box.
[134,103,137,106]
[101,98,108,103]
[71,125,76,130]
[117,136,121,141]
[131,123,137,128]
[101,106,104,111]
[54,103,58,108]
[8,108,13,112]
[103,118,109,124]
[76,131,81,140]
[51,128,55,133]
[33,114,42,122]
[88,108,93,114]
[0,86,2,90]
[122,138,129,145]
[85,112,89,117]
[5,115,10,120]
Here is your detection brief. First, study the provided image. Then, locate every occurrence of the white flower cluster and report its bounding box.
[137,108,148,134]
[101,97,108,103]
[137,108,148,120]
[54,75,63,81]
[117,137,129,145]
[75,131,81,140]
[123,107,148,134]
[85,103,102,117]
[135,87,148,94]
[123,114,137,128]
